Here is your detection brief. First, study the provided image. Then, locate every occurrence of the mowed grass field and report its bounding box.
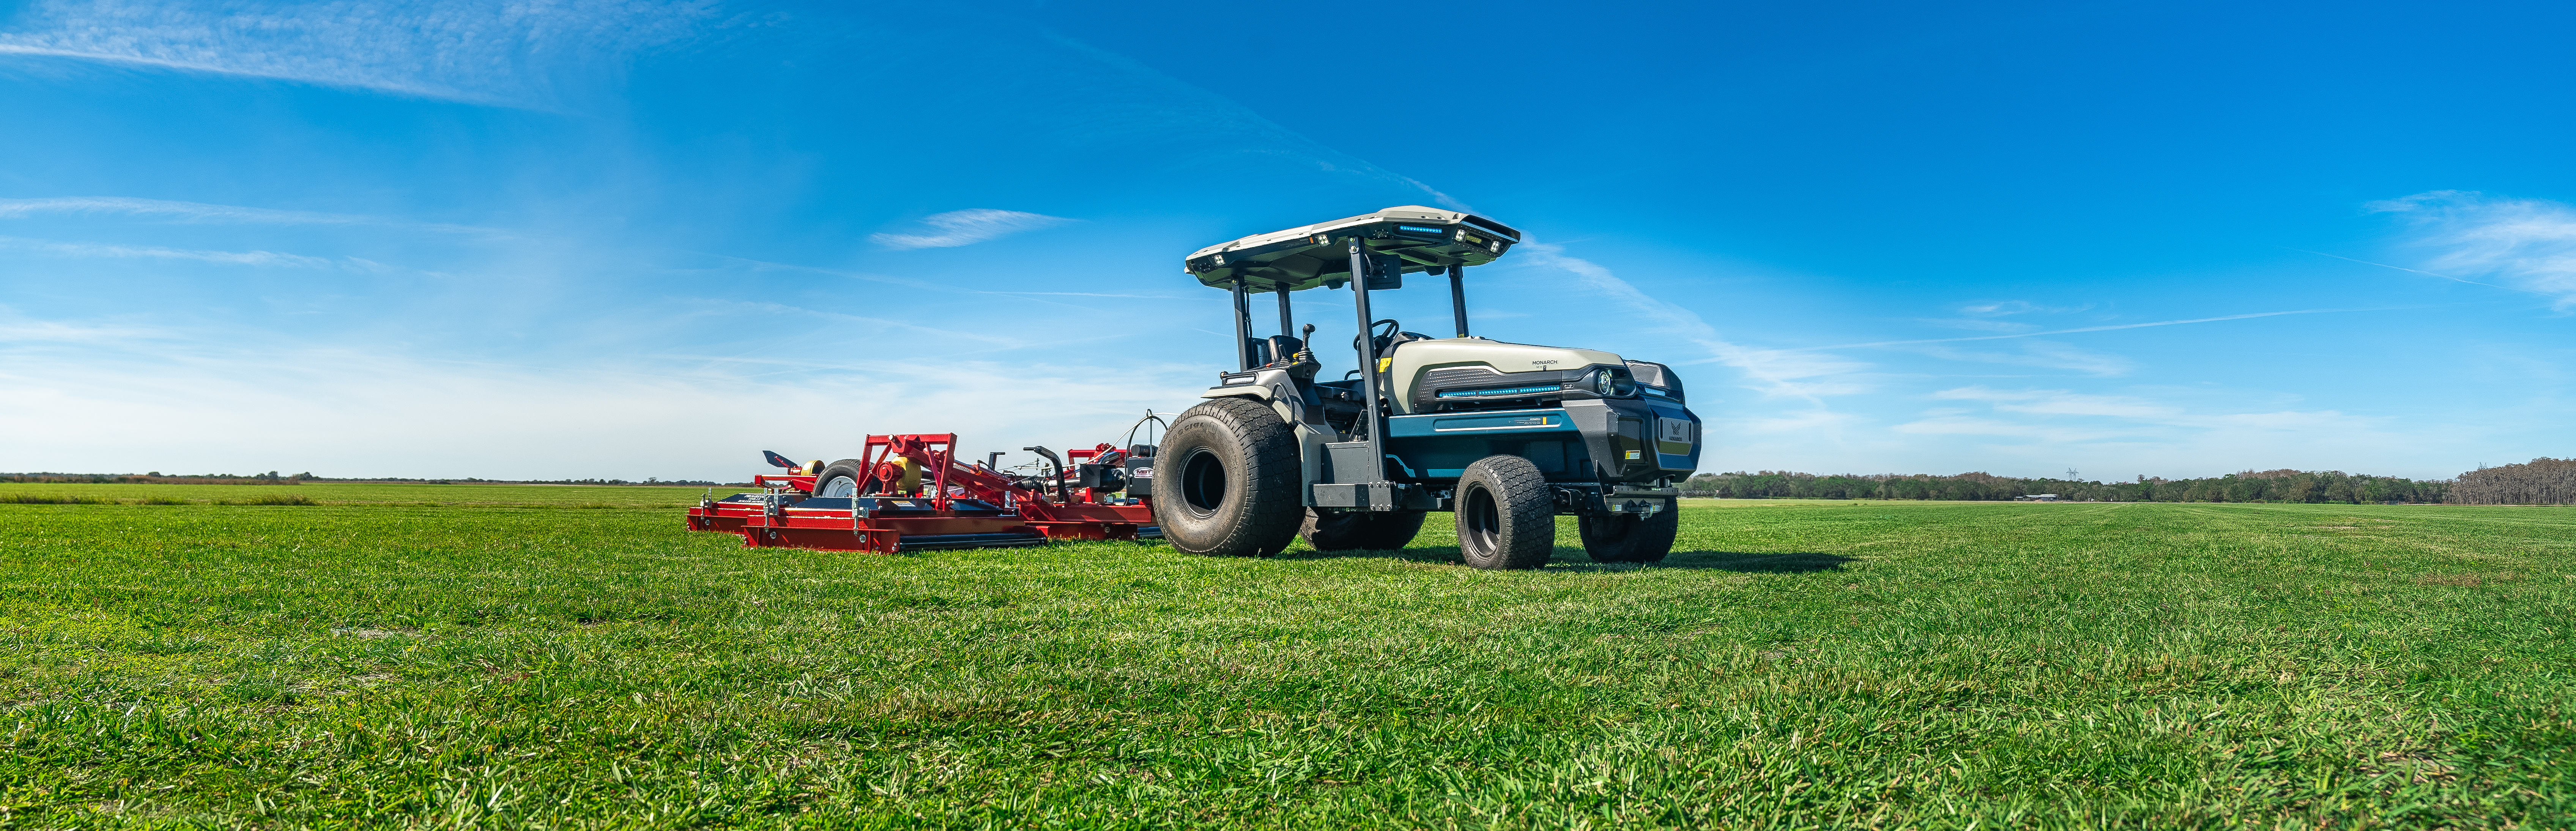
[0,482,752,507]
[2,487,2571,829]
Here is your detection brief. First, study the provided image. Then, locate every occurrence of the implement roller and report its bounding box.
[685,428,1161,554]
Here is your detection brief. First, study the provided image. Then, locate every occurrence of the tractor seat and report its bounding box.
[1260,334,1319,382]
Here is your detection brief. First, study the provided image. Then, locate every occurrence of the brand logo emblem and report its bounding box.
[1132,467,1153,478]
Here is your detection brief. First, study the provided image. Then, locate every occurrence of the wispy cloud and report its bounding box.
[0,306,165,342]
[870,209,1076,250]
[1796,308,2360,352]
[0,312,1211,479]
[1906,340,2135,377]
[0,196,495,233]
[2370,190,2576,308]
[1026,27,1466,210]
[1931,386,2178,418]
[0,235,332,267]
[1916,385,2383,438]
[977,290,1189,300]
[1915,299,2094,332]
[1515,241,1870,401]
[1917,317,2039,333]
[1957,300,2087,317]
[1880,385,2434,476]
[0,0,714,106]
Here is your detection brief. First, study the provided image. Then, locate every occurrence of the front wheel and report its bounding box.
[1150,398,1303,558]
[1454,455,1556,570]
[1577,506,1678,563]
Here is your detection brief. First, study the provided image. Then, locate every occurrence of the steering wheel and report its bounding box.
[1350,319,1401,356]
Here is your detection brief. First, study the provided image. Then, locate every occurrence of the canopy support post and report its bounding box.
[1348,237,1385,495]
[1230,278,1253,372]
[1449,265,1470,338]
[1275,285,1294,341]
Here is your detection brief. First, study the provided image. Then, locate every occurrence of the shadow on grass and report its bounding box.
[1284,546,1466,565]
[1282,546,1855,574]
[1657,550,1854,572]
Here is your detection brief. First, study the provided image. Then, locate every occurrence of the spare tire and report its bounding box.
[812,459,870,497]
[1151,398,1303,557]
[1300,508,1427,552]
[1577,506,1677,563]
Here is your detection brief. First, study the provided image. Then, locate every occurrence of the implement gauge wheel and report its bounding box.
[1454,455,1556,570]
[814,459,869,497]
[1151,398,1303,558]
[1577,507,1678,563]
[1300,508,1426,552]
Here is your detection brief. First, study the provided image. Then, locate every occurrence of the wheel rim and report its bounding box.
[1179,448,1227,518]
[1462,484,1500,555]
[817,475,856,498]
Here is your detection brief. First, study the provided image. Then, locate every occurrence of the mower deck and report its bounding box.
[684,433,1160,554]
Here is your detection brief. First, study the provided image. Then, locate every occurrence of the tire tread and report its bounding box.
[1152,397,1303,557]
[1456,455,1556,570]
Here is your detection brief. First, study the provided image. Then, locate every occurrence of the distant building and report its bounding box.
[2014,494,2061,502]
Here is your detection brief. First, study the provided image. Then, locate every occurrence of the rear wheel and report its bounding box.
[1151,398,1303,557]
[813,459,869,497]
[1577,506,1678,563]
[1300,508,1426,551]
[1454,455,1556,570]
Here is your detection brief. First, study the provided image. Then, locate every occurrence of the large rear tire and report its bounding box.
[1300,508,1427,552]
[1577,506,1678,563]
[1151,398,1303,558]
[1454,455,1556,570]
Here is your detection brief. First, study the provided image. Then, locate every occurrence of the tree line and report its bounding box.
[1679,468,2455,504]
[2450,458,2576,505]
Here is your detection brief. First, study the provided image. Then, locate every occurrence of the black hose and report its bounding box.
[1023,445,1065,503]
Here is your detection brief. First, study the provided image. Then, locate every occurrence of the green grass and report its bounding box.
[2,493,2571,828]
[0,482,753,507]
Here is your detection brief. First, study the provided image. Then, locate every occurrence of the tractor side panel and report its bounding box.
[1383,410,1587,481]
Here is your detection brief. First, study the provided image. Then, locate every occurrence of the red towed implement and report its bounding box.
[685,431,1160,553]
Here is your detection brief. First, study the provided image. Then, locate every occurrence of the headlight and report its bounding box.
[1583,367,1637,397]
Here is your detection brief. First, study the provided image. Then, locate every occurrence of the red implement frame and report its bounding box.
[685,433,1155,554]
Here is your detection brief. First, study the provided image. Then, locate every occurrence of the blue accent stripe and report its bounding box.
[1436,384,1563,398]
[1387,410,1577,438]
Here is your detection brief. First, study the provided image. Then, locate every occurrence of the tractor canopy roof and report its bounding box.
[1184,206,1522,292]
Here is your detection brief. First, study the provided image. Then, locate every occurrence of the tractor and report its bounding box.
[1150,207,1703,569]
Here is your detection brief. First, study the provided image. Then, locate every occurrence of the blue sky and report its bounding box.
[2,0,2570,481]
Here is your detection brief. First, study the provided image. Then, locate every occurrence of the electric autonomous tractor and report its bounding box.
[1151,207,1703,569]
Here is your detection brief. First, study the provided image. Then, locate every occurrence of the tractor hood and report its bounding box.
[1184,206,1522,292]
[1387,338,1624,414]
